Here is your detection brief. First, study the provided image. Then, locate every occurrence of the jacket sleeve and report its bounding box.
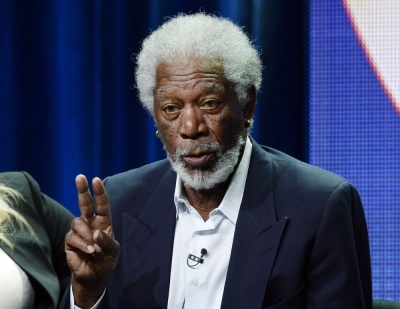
[306,181,372,309]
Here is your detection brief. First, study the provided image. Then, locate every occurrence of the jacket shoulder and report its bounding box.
[104,159,171,191]
[103,159,174,216]
[0,171,29,190]
[257,144,348,190]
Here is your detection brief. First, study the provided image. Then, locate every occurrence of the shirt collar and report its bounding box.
[174,137,253,224]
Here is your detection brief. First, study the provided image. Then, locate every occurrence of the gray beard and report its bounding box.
[165,135,246,190]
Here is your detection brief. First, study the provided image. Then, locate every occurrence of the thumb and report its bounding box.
[93,230,120,258]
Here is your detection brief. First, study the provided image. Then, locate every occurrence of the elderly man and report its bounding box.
[61,13,372,309]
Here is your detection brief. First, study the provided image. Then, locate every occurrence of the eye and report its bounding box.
[162,104,181,115]
[201,100,221,111]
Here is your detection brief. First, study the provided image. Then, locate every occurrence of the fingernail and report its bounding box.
[93,243,102,253]
[87,245,95,253]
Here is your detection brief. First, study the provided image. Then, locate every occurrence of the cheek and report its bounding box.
[158,122,180,149]
[214,113,245,148]
[206,114,221,127]
[212,112,242,133]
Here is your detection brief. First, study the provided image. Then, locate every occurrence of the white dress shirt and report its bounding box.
[72,137,252,309]
[167,137,252,309]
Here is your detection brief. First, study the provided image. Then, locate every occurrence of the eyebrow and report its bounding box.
[155,88,170,96]
[202,83,224,91]
[155,83,224,96]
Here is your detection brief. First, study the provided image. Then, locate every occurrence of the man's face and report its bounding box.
[153,60,254,189]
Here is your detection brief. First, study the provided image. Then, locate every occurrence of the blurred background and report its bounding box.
[1,0,399,301]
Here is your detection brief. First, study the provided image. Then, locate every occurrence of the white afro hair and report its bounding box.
[135,12,262,114]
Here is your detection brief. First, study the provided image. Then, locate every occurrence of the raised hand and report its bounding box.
[65,175,120,308]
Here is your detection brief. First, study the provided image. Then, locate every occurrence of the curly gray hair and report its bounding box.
[135,12,262,114]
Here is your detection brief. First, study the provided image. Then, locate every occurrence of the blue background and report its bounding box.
[310,0,400,301]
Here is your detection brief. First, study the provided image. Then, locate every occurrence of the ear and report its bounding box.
[243,85,257,120]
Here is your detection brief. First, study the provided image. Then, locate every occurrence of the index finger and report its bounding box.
[75,174,95,219]
[92,177,110,216]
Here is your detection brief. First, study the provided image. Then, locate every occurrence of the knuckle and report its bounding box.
[96,200,109,208]
[79,198,94,207]
[71,218,93,241]
[65,230,73,240]
[71,217,84,229]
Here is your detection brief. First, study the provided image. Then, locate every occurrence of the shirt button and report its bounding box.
[193,279,199,287]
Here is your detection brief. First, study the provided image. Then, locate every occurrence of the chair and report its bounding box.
[373,300,400,309]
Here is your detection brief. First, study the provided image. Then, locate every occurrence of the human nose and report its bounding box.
[179,106,209,139]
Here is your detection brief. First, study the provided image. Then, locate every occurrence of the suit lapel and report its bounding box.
[138,168,177,230]
[221,141,288,309]
[122,167,177,308]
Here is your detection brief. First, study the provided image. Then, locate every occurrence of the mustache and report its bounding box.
[172,140,222,160]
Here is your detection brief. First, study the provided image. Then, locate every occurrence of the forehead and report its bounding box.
[154,60,227,93]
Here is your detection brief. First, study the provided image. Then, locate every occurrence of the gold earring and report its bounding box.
[245,119,251,128]
[156,130,159,138]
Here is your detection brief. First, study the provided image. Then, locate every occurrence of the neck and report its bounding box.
[183,177,232,221]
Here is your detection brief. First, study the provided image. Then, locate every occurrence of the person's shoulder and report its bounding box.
[254,142,348,190]
[0,171,26,185]
[103,159,172,192]
[253,142,361,218]
[0,171,37,193]
[105,159,170,182]
[103,159,174,215]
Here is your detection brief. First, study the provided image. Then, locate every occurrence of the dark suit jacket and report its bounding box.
[0,171,74,309]
[60,141,372,308]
